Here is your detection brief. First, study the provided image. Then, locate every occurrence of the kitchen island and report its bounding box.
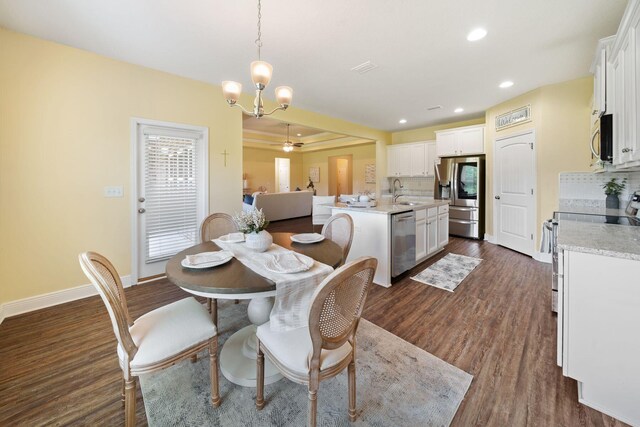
[330,199,449,287]
[556,221,640,425]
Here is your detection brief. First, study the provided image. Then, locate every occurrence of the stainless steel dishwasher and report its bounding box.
[391,211,416,277]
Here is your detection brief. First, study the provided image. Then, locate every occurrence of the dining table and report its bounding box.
[166,232,343,387]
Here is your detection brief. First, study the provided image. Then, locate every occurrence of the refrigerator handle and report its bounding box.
[451,161,458,205]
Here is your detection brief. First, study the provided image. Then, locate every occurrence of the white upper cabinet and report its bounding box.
[607,0,640,169]
[387,141,436,177]
[410,144,426,176]
[435,125,485,157]
[387,145,411,176]
[591,36,615,118]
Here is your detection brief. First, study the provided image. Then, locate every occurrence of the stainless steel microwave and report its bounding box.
[590,114,613,162]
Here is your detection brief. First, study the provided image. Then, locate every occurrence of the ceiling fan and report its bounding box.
[282,124,303,151]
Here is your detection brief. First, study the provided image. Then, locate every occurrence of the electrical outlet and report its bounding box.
[104,186,124,198]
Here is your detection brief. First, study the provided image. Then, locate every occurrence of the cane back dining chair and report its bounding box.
[79,252,220,427]
[255,256,377,427]
[321,213,354,266]
[200,212,238,323]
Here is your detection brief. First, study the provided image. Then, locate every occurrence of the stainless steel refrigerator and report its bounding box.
[434,156,485,239]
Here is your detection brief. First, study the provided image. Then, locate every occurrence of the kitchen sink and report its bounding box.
[397,201,420,206]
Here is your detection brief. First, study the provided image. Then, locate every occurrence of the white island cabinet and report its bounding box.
[331,200,449,287]
[557,221,640,426]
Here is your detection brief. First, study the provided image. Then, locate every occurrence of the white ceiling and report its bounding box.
[0,0,628,131]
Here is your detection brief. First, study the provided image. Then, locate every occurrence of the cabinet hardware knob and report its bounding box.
[138,197,145,202]
[138,208,146,213]
[495,195,501,200]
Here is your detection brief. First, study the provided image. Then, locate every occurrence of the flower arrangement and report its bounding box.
[602,177,627,196]
[233,209,269,234]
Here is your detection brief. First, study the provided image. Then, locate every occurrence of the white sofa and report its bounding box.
[243,191,313,222]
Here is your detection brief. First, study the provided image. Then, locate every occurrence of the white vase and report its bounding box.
[245,230,273,252]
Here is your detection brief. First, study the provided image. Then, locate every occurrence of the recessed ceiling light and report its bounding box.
[467,28,487,42]
[399,119,407,124]
[296,133,302,136]
[499,80,514,88]
[454,107,464,113]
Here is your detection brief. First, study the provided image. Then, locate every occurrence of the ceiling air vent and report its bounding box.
[351,61,379,74]
[427,105,443,111]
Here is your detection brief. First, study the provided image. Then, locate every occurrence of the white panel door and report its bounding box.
[495,132,535,256]
[275,157,290,192]
[134,121,208,281]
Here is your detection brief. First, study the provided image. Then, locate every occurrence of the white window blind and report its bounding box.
[144,133,199,263]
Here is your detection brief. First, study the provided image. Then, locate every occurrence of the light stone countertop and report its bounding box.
[328,198,449,215]
[557,221,640,261]
[556,205,634,218]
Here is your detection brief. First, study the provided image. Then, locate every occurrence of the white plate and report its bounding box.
[264,252,314,274]
[218,233,245,243]
[290,233,325,244]
[181,251,233,269]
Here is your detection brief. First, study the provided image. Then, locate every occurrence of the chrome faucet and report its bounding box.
[392,178,404,202]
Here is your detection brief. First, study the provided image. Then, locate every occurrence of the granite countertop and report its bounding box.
[556,205,634,218]
[557,221,640,261]
[329,199,449,215]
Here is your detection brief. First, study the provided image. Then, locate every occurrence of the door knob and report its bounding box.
[138,208,146,213]
[495,196,501,200]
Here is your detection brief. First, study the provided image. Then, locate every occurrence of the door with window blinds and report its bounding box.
[136,125,207,280]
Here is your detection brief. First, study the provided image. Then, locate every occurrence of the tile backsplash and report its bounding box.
[386,176,435,197]
[559,171,640,208]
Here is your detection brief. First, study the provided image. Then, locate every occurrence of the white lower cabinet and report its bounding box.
[426,216,438,254]
[560,250,640,425]
[438,213,449,247]
[415,208,427,261]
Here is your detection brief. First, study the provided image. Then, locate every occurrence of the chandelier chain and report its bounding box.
[255,0,263,60]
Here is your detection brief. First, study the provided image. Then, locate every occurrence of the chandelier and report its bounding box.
[282,124,294,152]
[221,0,293,118]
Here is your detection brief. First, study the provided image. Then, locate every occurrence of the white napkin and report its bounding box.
[227,232,245,241]
[185,251,233,265]
[268,252,313,273]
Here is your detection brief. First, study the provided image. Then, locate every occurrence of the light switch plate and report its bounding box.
[104,186,124,198]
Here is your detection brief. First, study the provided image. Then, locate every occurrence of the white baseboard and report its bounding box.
[0,275,131,325]
[484,233,497,244]
[533,251,552,264]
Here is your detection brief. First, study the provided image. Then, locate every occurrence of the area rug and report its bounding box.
[411,253,482,292]
[139,300,472,426]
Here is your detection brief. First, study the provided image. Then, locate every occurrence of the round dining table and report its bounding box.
[166,232,343,387]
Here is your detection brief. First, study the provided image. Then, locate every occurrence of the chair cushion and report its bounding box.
[256,322,352,377]
[118,297,216,370]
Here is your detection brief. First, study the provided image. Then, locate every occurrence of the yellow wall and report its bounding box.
[243,147,304,193]
[0,28,390,305]
[301,143,377,196]
[392,117,486,144]
[484,77,593,243]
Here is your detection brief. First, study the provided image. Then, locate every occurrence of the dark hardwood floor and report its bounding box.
[0,216,625,426]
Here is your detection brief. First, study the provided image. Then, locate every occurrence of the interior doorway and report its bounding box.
[494,130,536,256]
[274,157,290,193]
[328,155,353,196]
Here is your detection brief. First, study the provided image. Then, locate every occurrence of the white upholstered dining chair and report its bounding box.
[255,256,377,427]
[321,213,354,266]
[79,252,220,427]
[200,212,238,322]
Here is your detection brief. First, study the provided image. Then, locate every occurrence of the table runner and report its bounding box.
[213,239,334,331]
